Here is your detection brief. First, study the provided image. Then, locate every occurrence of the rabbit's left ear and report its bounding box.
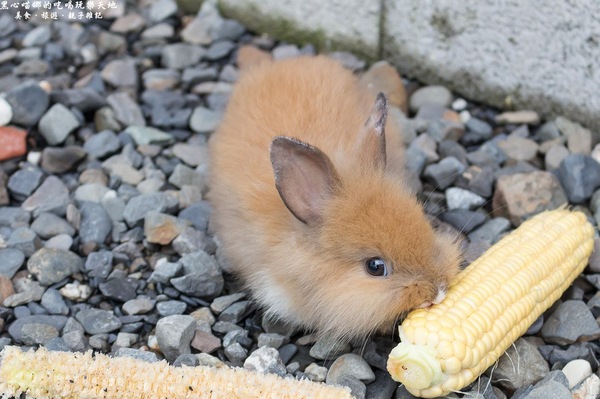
[357,92,387,171]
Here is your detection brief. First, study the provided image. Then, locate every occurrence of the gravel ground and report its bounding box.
[1,1,600,399]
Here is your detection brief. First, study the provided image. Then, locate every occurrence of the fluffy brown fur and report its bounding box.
[208,56,460,340]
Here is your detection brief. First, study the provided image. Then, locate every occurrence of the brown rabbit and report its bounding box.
[208,56,460,340]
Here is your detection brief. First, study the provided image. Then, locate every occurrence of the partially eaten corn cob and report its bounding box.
[0,346,352,399]
[388,208,595,398]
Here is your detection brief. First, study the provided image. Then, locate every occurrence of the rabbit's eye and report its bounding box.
[365,257,388,277]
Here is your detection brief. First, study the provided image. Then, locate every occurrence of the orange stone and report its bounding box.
[236,45,272,71]
[359,61,408,114]
[0,126,27,161]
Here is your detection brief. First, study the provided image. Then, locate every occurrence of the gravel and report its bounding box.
[0,5,599,398]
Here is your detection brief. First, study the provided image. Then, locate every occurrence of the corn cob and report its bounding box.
[0,346,352,399]
[387,208,595,398]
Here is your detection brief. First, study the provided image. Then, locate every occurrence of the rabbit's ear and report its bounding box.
[270,136,341,226]
[357,92,387,171]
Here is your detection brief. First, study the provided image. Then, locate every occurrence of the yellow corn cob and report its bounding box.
[0,346,352,399]
[387,208,595,398]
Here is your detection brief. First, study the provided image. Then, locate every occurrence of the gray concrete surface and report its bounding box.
[218,0,381,61]
[219,0,600,134]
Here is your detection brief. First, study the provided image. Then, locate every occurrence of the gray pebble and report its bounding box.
[205,40,235,60]
[8,315,67,344]
[218,300,250,323]
[21,323,59,345]
[7,227,40,257]
[464,117,493,143]
[114,348,160,362]
[31,212,75,239]
[106,92,146,127]
[438,209,486,234]
[244,346,286,376]
[491,338,548,391]
[173,353,200,367]
[123,193,168,227]
[222,329,252,348]
[52,87,106,113]
[41,146,87,174]
[84,250,113,278]
[309,334,351,360]
[445,187,486,210]
[211,292,246,314]
[22,176,70,217]
[278,343,298,364]
[304,363,328,382]
[156,300,187,316]
[365,369,397,399]
[62,329,87,351]
[541,300,600,345]
[423,156,466,189]
[148,261,181,284]
[557,154,600,204]
[74,184,111,203]
[22,25,51,47]
[409,85,452,112]
[156,315,196,362]
[27,248,81,285]
[122,296,155,315]
[0,248,25,278]
[257,332,289,349]
[178,201,211,231]
[79,201,112,245]
[38,104,80,145]
[84,130,121,159]
[327,353,376,385]
[7,168,43,201]
[44,337,71,352]
[101,58,137,88]
[41,289,69,315]
[467,217,511,244]
[189,106,222,134]
[75,308,122,334]
[224,342,248,363]
[4,80,49,126]
[99,277,138,302]
[4,279,45,307]
[171,251,223,298]
[0,207,31,228]
[124,125,174,146]
[162,43,205,70]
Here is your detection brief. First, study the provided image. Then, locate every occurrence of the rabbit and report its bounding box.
[207,55,461,340]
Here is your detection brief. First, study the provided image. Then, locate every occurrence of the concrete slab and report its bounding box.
[218,0,381,61]
[383,1,600,133]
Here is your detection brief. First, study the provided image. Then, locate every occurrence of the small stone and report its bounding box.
[6,227,40,257]
[409,133,439,163]
[236,45,271,70]
[74,184,111,203]
[409,85,452,112]
[328,51,366,71]
[462,117,493,144]
[124,125,173,146]
[95,106,122,132]
[75,308,122,335]
[156,315,196,362]
[114,332,138,348]
[218,301,250,323]
[106,92,146,127]
[38,104,80,146]
[467,217,511,244]
[244,346,286,376]
[122,296,155,315]
[173,354,199,367]
[8,315,67,344]
[272,44,300,60]
[31,213,75,239]
[257,333,288,349]
[365,369,398,399]
[205,40,235,60]
[562,359,592,389]
[189,106,222,134]
[497,137,539,163]
[7,167,43,200]
[541,300,600,345]
[423,156,466,190]
[156,300,187,316]
[211,292,246,314]
[27,248,82,286]
[123,193,168,227]
[327,353,376,387]
[359,61,407,113]
[557,155,600,204]
[438,209,486,233]
[141,23,174,39]
[191,330,221,353]
[492,171,568,226]
[60,282,92,301]
[445,187,486,210]
[305,363,328,382]
[84,130,121,159]
[309,334,351,360]
[144,211,190,245]
[21,323,59,345]
[4,81,49,126]
[52,87,106,113]
[39,288,68,315]
[571,374,600,399]
[555,116,591,140]
[0,126,27,161]
[0,248,25,278]
[162,43,205,70]
[79,202,112,245]
[495,110,540,125]
[41,146,86,173]
[148,261,181,284]
[0,96,13,126]
[178,201,211,231]
[114,348,159,362]
[99,278,138,302]
[101,59,137,88]
[196,353,225,368]
[224,342,248,363]
[222,329,251,348]
[110,13,145,33]
[148,0,177,21]
[3,278,45,307]
[168,164,205,189]
[545,145,570,170]
[492,337,548,391]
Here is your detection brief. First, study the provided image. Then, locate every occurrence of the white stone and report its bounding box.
[451,98,467,111]
[562,359,592,389]
[459,110,471,123]
[445,187,486,210]
[0,96,12,126]
[571,374,600,399]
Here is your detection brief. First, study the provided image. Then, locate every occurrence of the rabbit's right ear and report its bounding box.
[270,136,340,226]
